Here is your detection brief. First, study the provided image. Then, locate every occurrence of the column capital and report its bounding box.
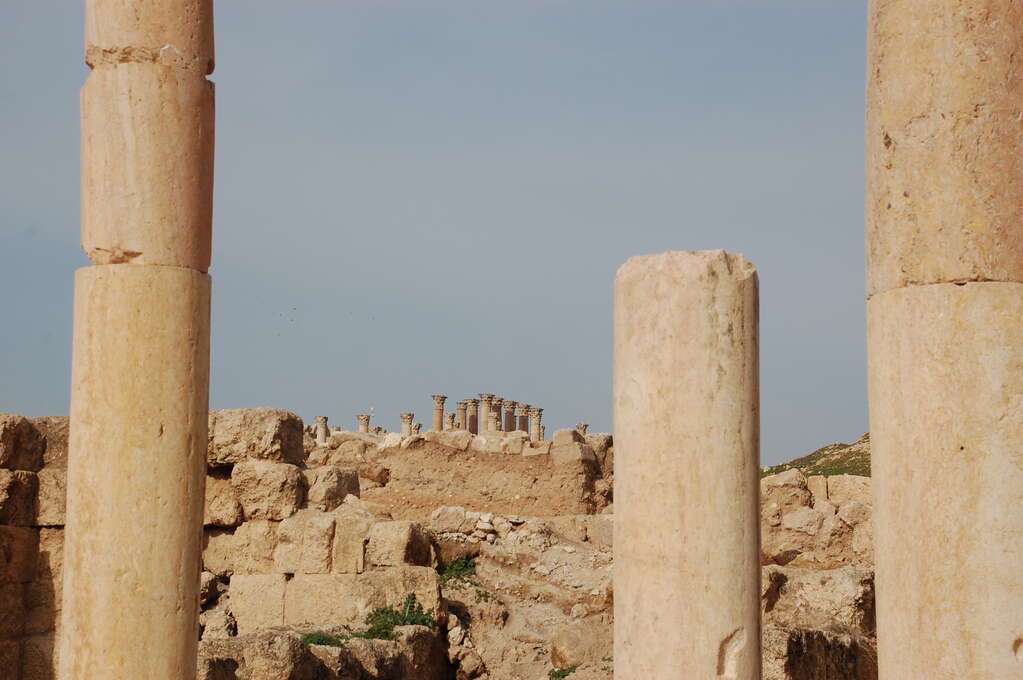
[356,414,371,423]
[431,394,447,406]
[315,416,327,424]
[400,412,414,423]
[479,393,495,402]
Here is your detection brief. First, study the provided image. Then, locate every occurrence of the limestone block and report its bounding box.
[34,469,65,527]
[868,281,1023,677]
[229,574,287,635]
[202,529,235,577]
[614,250,760,679]
[274,510,336,574]
[303,465,359,512]
[199,609,236,641]
[584,433,614,469]
[550,441,597,466]
[866,0,1023,296]
[761,625,876,680]
[30,417,68,469]
[232,520,279,574]
[284,567,443,628]
[203,474,243,527]
[805,475,828,504]
[428,506,468,534]
[357,464,389,487]
[379,432,403,450]
[423,430,473,451]
[550,618,613,670]
[760,469,812,528]
[553,428,584,447]
[0,469,38,526]
[0,525,38,583]
[0,641,21,679]
[331,514,374,575]
[231,461,303,521]
[500,432,529,455]
[522,441,552,456]
[25,529,63,635]
[826,475,871,507]
[85,0,214,72]
[81,65,213,270]
[241,630,321,680]
[208,408,305,467]
[586,515,614,550]
[61,265,209,678]
[469,434,504,455]
[0,414,44,471]
[0,582,25,638]
[366,521,432,567]
[762,565,875,635]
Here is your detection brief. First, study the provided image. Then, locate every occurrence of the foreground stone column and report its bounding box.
[455,401,468,430]
[400,413,414,437]
[528,407,543,443]
[431,394,447,432]
[479,394,494,432]
[467,399,480,434]
[357,414,371,433]
[60,3,215,678]
[315,416,329,445]
[517,404,530,432]
[503,401,518,432]
[867,2,1023,676]
[613,250,761,679]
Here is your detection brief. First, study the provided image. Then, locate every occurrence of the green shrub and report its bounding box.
[300,632,346,647]
[549,667,577,679]
[356,593,436,641]
[439,557,477,586]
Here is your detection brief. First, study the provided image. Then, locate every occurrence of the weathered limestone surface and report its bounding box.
[614,250,760,679]
[0,470,38,526]
[0,415,45,472]
[868,282,1023,677]
[208,408,305,467]
[866,0,1023,296]
[61,266,210,680]
[231,461,304,521]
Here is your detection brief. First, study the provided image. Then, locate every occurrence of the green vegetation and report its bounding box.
[300,593,435,646]
[439,556,477,586]
[760,434,871,479]
[549,667,577,679]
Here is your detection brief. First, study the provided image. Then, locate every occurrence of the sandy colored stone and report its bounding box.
[303,465,359,512]
[826,474,871,507]
[203,474,242,527]
[33,469,65,527]
[30,417,69,469]
[0,581,26,639]
[868,282,1023,677]
[229,574,287,635]
[550,441,596,467]
[85,0,214,72]
[1,521,39,586]
[231,461,303,521]
[550,618,612,670]
[366,520,432,568]
[284,567,444,628]
[60,265,209,680]
[274,510,336,574]
[614,250,761,679]
[231,520,279,575]
[0,414,45,471]
[0,469,38,526]
[866,0,1023,295]
[81,65,213,270]
[422,430,473,451]
[805,475,827,503]
[208,408,306,467]
[26,529,64,636]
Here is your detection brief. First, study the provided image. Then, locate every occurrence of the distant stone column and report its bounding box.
[314,416,329,445]
[503,401,518,431]
[431,394,447,432]
[486,411,499,433]
[517,404,530,432]
[575,423,589,435]
[467,399,480,434]
[867,2,1023,676]
[491,398,505,431]
[412,423,422,435]
[479,394,494,432]
[60,2,215,678]
[400,413,414,437]
[455,401,468,430]
[528,407,544,443]
[614,250,761,679]
[444,413,456,431]
[356,414,371,433]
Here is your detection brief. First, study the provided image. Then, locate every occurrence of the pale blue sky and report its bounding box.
[0,1,867,464]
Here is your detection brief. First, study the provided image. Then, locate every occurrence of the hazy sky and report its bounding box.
[0,1,867,465]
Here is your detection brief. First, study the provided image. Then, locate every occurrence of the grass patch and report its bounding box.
[300,594,435,646]
[439,557,477,586]
[549,667,577,679]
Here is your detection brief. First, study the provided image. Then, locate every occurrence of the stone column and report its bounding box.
[400,413,414,437]
[455,401,468,430]
[486,411,499,433]
[444,413,456,431]
[412,423,422,435]
[575,423,589,435]
[528,407,543,443]
[431,394,447,432]
[517,404,530,432]
[613,251,760,679]
[60,3,215,678]
[503,401,518,432]
[357,414,371,433]
[491,398,505,431]
[315,416,329,445]
[867,3,1023,676]
[479,394,494,432]
[467,399,480,434]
